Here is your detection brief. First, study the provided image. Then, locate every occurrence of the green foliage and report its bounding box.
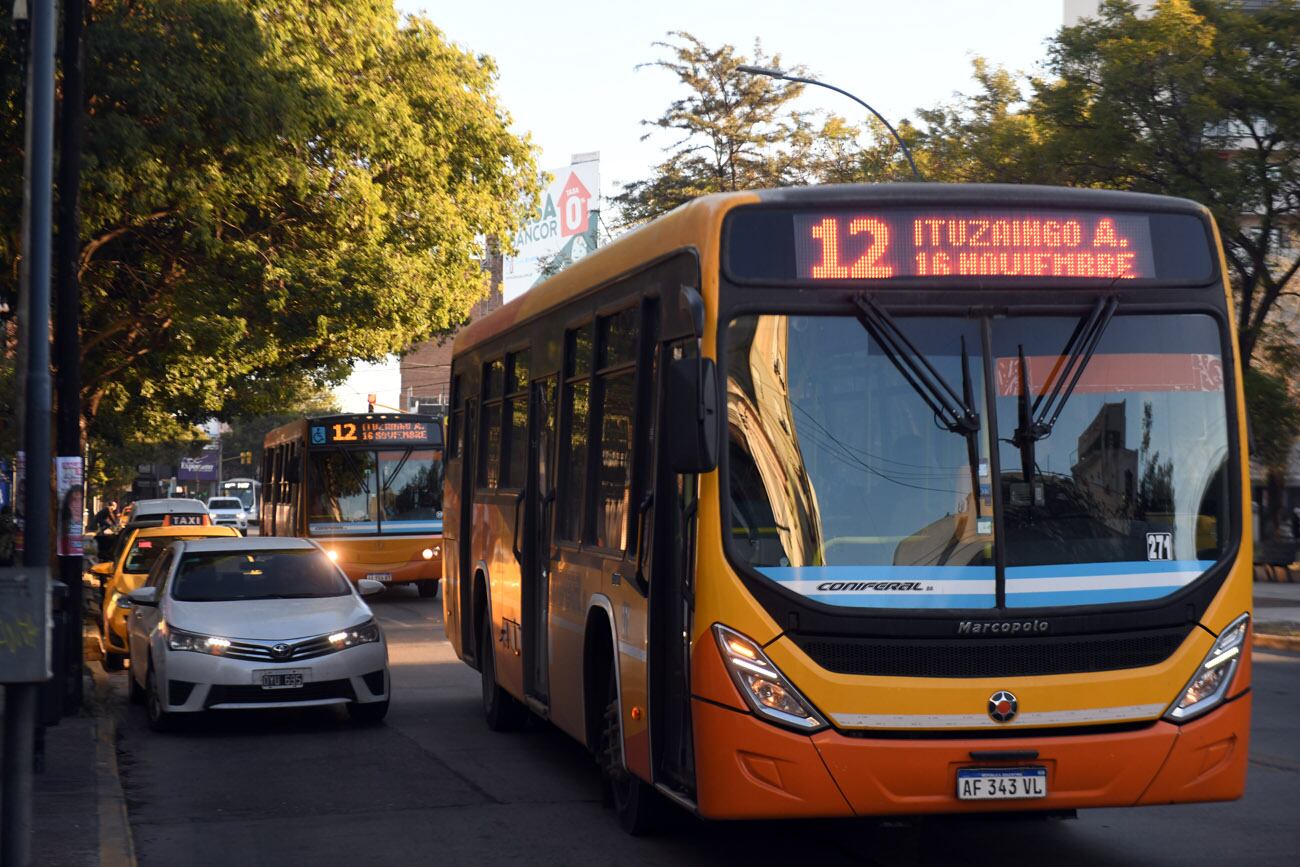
[614,33,820,224]
[0,1,539,447]
[219,385,339,478]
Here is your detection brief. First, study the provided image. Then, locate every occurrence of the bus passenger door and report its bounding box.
[458,398,478,660]
[523,377,557,704]
[648,339,697,798]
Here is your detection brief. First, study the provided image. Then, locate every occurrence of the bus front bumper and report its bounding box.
[691,691,1250,820]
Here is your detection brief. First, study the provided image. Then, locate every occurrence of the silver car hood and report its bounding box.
[166,596,372,642]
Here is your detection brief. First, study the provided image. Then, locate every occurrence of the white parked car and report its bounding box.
[124,536,390,731]
[205,496,249,533]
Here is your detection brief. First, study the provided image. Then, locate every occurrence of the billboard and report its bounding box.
[179,443,221,482]
[503,154,600,302]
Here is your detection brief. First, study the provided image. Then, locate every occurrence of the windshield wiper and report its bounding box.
[1012,296,1119,447]
[852,294,980,435]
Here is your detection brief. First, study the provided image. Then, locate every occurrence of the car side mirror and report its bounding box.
[666,355,719,473]
[126,587,160,607]
[357,578,384,597]
[90,562,114,576]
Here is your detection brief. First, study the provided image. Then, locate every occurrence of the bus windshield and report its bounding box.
[307,447,444,536]
[724,312,1231,610]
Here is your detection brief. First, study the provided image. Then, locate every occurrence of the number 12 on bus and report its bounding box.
[446,184,1248,833]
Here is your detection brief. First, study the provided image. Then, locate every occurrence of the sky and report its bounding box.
[335,0,1067,412]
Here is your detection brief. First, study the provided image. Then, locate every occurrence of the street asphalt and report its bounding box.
[99,587,1300,867]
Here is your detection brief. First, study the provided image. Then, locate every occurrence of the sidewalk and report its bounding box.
[0,666,135,867]
[1254,580,1300,651]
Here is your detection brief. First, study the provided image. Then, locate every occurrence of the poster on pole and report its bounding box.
[56,456,84,557]
[503,154,600,302]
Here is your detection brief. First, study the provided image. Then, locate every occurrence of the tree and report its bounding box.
[614,32,819,225]
[912,0,1300,370]
[0,0,539,445]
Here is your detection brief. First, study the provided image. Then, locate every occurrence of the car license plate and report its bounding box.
[255,668,310,690]
[956,767,1048,800]
[366,572,392,583]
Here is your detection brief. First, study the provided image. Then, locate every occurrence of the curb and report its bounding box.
[90,667,137,867]
[1254,632,1300,653]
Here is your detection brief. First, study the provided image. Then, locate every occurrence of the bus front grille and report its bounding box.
[791,627,1191,678]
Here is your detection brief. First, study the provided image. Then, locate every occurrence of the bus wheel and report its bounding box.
[480,610,526,731]
[416,580,438,599]
[600,669,663,835]
[103,652,126,672]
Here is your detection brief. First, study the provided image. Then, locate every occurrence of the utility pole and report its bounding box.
[55,0,87,714]
[3,0,57,864]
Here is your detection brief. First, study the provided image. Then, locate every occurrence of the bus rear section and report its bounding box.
[690,187,1251,819]
[263,414,446,597]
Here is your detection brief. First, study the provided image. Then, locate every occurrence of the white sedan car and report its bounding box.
[124,536,390,731]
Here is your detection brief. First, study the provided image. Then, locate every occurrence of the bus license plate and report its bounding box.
[256,669,309,690]
[366,573,392,583]
[956,767,1047,800]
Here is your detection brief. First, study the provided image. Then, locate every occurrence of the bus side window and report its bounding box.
[503,350,530,488]
[448,374,462,460]
[594,307,638,550]
[480,359,504,489]
[558,323,595,542]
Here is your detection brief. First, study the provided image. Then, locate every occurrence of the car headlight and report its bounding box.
[328,619,382,649]
[167,627,233,655]
[237,512,246,520]
[712,624,827,732]
[1165,613,1249,723]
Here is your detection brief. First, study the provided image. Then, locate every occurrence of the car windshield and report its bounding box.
[207,498,242,510]
[170,549,350,601]
[123,535,209,574]
[724,312,1231,611]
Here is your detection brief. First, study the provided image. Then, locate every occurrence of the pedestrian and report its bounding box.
[93,499,120,561]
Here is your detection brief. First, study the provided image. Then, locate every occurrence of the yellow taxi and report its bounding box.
[94,524,240,670]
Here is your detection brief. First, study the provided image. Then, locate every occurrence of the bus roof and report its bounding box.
[454,183,1211,358]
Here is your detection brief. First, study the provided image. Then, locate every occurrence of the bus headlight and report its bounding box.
[422,548,434,560]
[712,624,827,732]
[1164,613,1249,723]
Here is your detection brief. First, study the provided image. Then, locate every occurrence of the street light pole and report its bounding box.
[736,65,923,182]
[3,1,56,864]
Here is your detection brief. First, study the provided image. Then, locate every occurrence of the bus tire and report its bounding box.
[416,580,438,599]
[480,609,526,731]
[103,651,126,672]
[600,668,664,835]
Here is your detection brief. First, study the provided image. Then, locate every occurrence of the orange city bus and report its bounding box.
[262,413,445,597]
[443,183,1251,831]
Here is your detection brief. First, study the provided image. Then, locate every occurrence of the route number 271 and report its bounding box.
[809,217,893,279]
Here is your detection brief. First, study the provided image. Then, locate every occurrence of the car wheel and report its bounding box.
[480,609,526,731]
[145,665,174,732]
[600,668,664,835]
[103,652,126,672]
[128,668,145,705]
[417,580,438,599]
[347,699,390,725]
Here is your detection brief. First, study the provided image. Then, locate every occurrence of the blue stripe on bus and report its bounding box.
[1005,586,1191,608]
[1004,560,1211,578]
[803,593,998,609]
[756,565,994,581]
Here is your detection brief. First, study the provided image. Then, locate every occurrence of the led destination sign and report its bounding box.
[725,206,1214,284]
[312,419,441,447]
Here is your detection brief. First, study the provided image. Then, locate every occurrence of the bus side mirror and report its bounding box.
[666,356,718,473]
